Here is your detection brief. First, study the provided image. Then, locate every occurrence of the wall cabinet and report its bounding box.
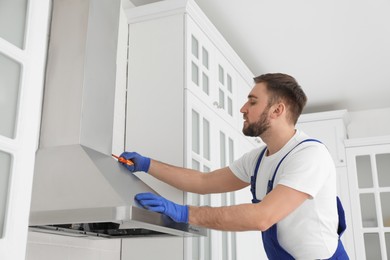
[297,110,350,167]
[296,110,355,257]
[0,0,50,259]
[124,1,255,259]
[345,136,390,260]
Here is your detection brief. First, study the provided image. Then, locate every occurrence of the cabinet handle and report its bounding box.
[213,101,223,109]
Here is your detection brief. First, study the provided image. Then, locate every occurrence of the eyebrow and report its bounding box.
[247,94,258,99]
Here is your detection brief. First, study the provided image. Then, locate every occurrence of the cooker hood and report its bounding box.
[29,0,206,238]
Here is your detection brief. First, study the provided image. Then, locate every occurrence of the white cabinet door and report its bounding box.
[125,2,254,259]
[297,110,349,167]
[0,0,50,259]
[346,140,390,260]
[185,91,252,260]
[186,16,216,108]
[186,16,239,129]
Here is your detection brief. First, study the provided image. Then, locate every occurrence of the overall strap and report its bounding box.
[251,147,267,203]
[267,139,322,193]
[251,138,322,203]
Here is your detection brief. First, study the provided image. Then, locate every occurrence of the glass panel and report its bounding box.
[191,35,199,59]
[202,73,209,95]
[377,153,390,187]
[218,65,224,85]
[229,137,234,164]
[220,131,226,167]
[364,233,381,260]
[0,0,28,48]
[356,155,373,188]
[231,232,237,260]
[219,89,225,110]
[381,192,390,227]
[191,62,199,86]
[203,118,210,160]
[0,53,22,138]
[228,97,233,116]
[0,150,12,238]
[222,231,228,260]
[203,194,211,206]
[203,165,210,173]
[192,237,200,260]
[192,159,200,171]
[192,110,200,154]
[202,47,209,69]
[230,192,235,205]
[204,235,211,260]
[360,193,378,227]
[386,233,390,259]
[227,74,232,93]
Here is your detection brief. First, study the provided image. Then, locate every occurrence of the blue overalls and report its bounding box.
[250,139,349,259]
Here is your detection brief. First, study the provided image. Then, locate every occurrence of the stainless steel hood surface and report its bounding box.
[30,145,204,238]
[29,0,206,238]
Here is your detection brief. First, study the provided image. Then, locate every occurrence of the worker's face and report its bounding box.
[240,83,271,137]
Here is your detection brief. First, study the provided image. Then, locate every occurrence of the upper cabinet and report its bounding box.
[0,1,51,259]
[124,0,254,181]
[345,136,390,260]
[297,110,350,167]
[124,1,256,259]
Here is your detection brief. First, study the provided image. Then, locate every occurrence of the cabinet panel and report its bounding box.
[185,91,235,260]
[0,0,50,258]
[297,119,347,167]
[186,16,238,129]
[346,141,390,260]
[126,1,255,259]
[0,0,28,48]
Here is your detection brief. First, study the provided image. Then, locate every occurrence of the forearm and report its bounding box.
[148,159,206,193]
[188,204,265,231]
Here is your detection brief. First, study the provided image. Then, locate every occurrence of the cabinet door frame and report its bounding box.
[0,0,50,259]
[346,140,390,260]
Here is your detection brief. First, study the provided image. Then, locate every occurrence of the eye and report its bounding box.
[249,99,257,105]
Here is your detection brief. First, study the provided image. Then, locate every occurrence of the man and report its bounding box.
[119,73,348,259]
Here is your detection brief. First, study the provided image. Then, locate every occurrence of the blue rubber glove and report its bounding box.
[135,192,189,223]
[119,152,151,172]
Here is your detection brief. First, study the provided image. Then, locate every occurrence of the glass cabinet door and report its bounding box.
[0,0,50,259]
[185,92,214,260]
[347,142,390,260]
[185,91,239,260]
[187,16,214,104]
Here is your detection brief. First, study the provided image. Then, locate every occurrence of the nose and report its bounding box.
[240,102,247,114]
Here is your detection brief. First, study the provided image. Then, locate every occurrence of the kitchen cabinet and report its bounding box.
[296,110,355,257]
[124,0,255,259]
[345,136,390,260]
[297,110,350,167]
[0,0,50,259]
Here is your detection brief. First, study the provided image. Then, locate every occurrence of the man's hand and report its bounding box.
[119,152,150,172]
[135,192,189,223]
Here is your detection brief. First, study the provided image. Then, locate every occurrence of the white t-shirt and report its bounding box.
[229,130,339,259]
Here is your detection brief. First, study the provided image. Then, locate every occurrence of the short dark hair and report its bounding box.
[253,73,307,124]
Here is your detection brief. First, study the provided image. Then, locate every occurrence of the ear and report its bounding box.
[270,103,285,119]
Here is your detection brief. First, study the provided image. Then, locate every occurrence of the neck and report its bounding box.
[261,127,296,155]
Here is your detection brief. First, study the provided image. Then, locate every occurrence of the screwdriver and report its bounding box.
[112,154,134,166]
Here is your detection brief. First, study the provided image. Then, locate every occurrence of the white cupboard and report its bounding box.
[124,0,256,259]
[345,136,390,260]
[0,0,50,259]
[296,110,355,257]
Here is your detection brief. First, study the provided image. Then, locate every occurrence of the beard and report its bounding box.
[242,107,270,137]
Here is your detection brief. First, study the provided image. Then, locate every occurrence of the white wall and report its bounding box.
[347,107,390,139]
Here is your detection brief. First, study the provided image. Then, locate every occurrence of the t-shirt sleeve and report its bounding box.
[229,147,264,183]
[277,143,335,198]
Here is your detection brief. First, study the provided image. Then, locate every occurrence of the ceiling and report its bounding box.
[130,0,390,113]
